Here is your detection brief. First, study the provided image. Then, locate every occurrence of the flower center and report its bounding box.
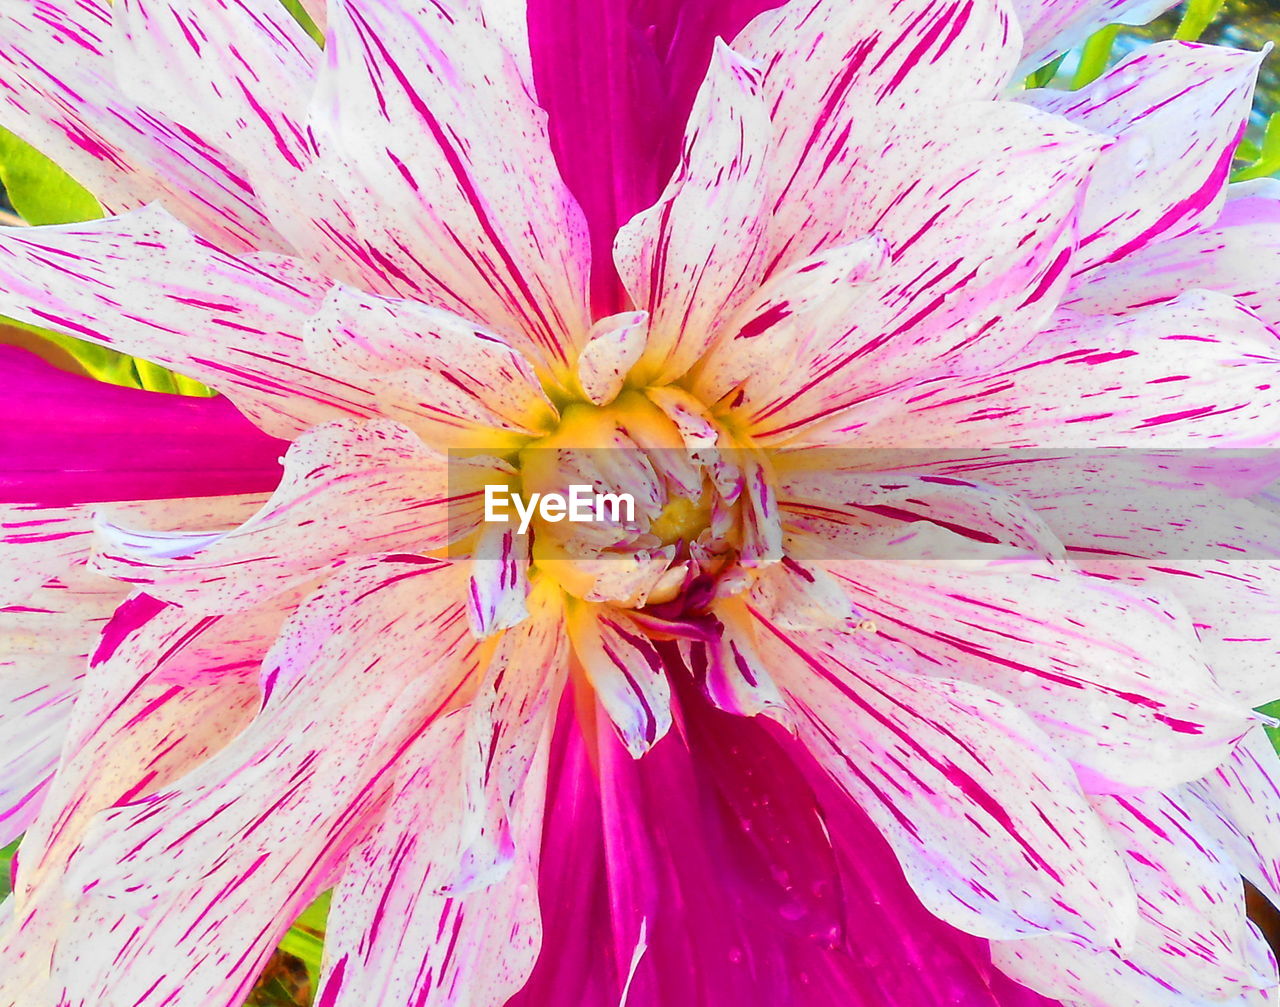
[516,389,745,608]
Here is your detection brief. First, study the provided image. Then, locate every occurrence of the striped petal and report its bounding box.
[734,0,1022,266]
[1024,42,1261,274]
[304,285,556,451]
[314,711,548,1007]
[694,103,1105,441]
[92,418,504,613]
[0,207,372,438]
[857,293,1280,449]
[111,0,320,178]
[1192,729,1280,910]
[313,0,591,372]
[753,614,1138,944]
[613,40,770,385]
[0,0,287,251]
[1069,187,1280,331]
[12,594,288,904]
[567,606,672,757]
[1013,0,1178,77]
[994,790,1275,1004]
[42,556,478,1007]
[825,555,1253,792]
[453,586,566,889]
[1075,557,1280,710]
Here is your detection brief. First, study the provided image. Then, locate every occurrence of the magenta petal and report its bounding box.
[511,681,1063,1006]
[0,347,286,505]
[527,0,783,314]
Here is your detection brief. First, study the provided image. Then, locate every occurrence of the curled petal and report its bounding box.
[567,606,672,757]
[91,418,490,612]
[1024,42,1261,274]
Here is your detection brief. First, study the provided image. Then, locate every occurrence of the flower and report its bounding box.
[0,1,1278,1006]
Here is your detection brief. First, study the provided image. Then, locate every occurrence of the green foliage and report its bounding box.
[1174,0,1228,40]
[1260,701,1280,753]
[280,0,324,45]
[1233,114,1280,182]
[277,891,332,984]
[1072,25,1122,89]
[0,126,100,226]
[0,838,17,903]
[1024,53,1068,89]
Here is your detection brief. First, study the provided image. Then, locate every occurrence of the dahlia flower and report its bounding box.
[0,0,1279,1005]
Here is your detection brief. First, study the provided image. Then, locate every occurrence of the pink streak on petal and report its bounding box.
[512,680,1065,1006]
[527,0,784,314]
[0,347,286,505]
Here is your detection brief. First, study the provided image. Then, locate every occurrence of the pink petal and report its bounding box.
[0,208,375,438]
[314,0,591,372]
[0,345,285,506]
[613,40,770,384]
[527,0,781,313]
[1024,42,1261,274]
[515,684,1063,1006]
[825,556,1253,792]
[1069,188,1280,331]
[0,0,287,251]
[753,614,1139,944]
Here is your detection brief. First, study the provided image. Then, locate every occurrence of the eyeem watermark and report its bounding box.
[484,484,636,535]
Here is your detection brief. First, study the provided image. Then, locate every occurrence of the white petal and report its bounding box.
[567,606,672,757]
[755,617,1138,943]
[1023,42,1261,274]
[0,0,287,251]
[314,0,591,373]
[613,40,770,384]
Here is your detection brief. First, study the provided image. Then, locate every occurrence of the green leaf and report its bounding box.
[1071,25,1121,90]
[1258,702,1280,760]
[277,890,332,984]
[1232,114,1280,182]
[0,126,101,226]
[280,0,324,45]
[0,838,19,903]
[0,316,215,395]
[1174,0,1226,41]
[1024,53,1068,90]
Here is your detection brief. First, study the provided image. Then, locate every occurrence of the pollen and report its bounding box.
[648,493,711,546]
